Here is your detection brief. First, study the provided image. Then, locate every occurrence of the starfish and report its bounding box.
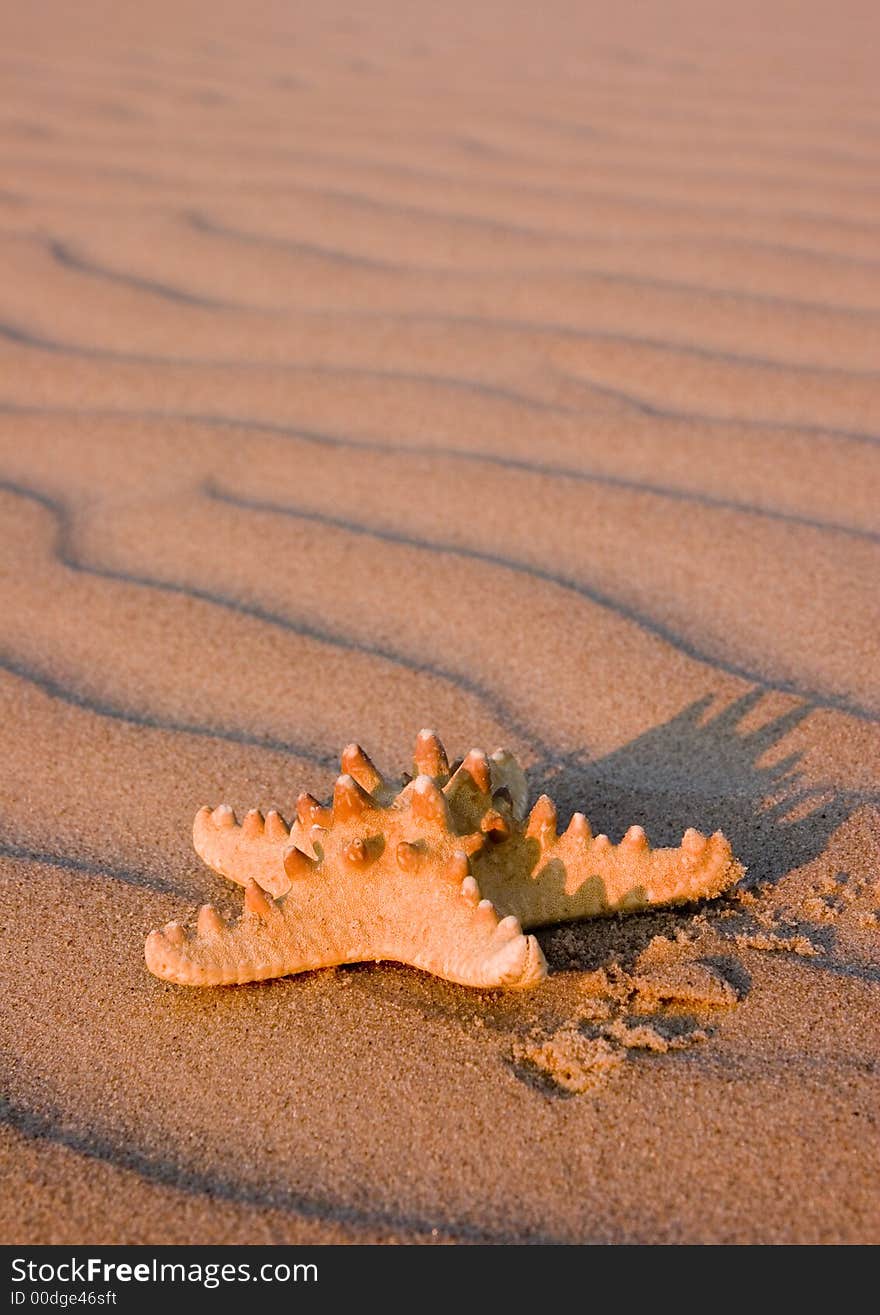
[145,731,744,991]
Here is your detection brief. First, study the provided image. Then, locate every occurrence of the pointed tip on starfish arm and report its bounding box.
[413,728,450,781]
[488,747,529,821]
[193,804,292,896]
[405,774,452,826]
[454,920,548,990]
[332,773,374,822]
[340,742,386,797]
[443,748,514,833]
[526,795,558,843]
[282,843,319,881]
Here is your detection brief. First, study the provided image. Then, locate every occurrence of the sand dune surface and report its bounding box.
[1,0,878,1244]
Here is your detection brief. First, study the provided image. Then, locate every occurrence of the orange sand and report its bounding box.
[0,0,878,1244]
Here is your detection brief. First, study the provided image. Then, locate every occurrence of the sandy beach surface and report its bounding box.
[1,0,878,1244]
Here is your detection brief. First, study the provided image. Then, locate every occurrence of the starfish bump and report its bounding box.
[146,731,744,991]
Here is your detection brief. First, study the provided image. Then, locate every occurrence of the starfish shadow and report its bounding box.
[527,689,871,891]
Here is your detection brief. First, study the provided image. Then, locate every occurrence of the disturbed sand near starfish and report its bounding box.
[1,0,878,1244]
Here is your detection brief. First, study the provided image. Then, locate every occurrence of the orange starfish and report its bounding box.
[145,731,744,991]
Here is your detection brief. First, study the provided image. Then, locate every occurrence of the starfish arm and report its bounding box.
[145,859,547,990]
[192,804,293,896]
[474,800,744,929]
[192,731,521,897]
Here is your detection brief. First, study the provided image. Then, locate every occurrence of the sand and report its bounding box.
[1,0,878,1244]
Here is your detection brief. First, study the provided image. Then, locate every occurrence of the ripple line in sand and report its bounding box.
[512,112,880,178]
[172,145,880,241]
[0,843,186,896]
[47,237,243,310]
[0,321,572,416]
[187,209,401,271]
[0,651,332,765]
[182,204,880,327]
[0,1093,558,1244]
[24,217,880,373]
[549,366,880,448]
[1,401,875,543]
[36,203,880,320]
[187,188,557,243]
[475,128,880,201]
[206,485,880,726]
[2,321,878,447]
[0,479,549,756]
[366,307,880,379]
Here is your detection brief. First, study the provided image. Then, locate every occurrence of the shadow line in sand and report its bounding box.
[340,304,880,378]
[186,207,880,331]
[0,321,573,415]
[0,843,186,897]
[3,318,880,446]
[3,399,877,542]
[0,650,334,766]
[0,1093,560,1244]
[187,208,402,271]
[47,237,243,311]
